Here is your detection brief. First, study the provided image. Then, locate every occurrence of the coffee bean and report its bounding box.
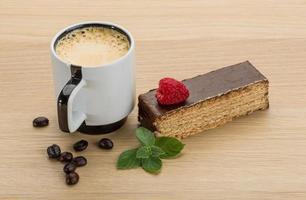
[33,116,49,127]
[72,156,87,167]
[73,140,88,152]
[98,138,113,150]
[63,162,76,174]
[58,152,73,163]
[47,144,61,159]
[66,172,79,185]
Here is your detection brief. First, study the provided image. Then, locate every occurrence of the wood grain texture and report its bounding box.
[1,0,306,199]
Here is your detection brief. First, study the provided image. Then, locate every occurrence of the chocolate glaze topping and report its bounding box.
[138,61,268,130]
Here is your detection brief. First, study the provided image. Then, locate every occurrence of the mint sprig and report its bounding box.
[117,127,185,174]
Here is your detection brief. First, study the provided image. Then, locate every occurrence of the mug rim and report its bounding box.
[50,21,135,68]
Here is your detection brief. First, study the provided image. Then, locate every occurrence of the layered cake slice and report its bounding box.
[138,61,269,138]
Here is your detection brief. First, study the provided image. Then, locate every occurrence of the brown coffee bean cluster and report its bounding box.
[47,144,87,186]
[38,116,114,186]
[46,138,113,186]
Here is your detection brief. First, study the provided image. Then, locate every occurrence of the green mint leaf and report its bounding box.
[136,146,151,158]
[151,146,165,157]
[155,137,185,159]
[136,127,155,146]
[117,148,141,169]
[142,157,162,173]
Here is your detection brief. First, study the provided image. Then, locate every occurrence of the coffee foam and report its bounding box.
[55,26,130,67]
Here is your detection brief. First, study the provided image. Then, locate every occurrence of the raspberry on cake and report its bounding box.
[156,78,189,105]
[138,61,269,139]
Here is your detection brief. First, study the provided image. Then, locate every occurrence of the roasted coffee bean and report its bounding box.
[47,144,61,159]
[63,162,76,174]
[73,140,88,152]
[98,138,113,150]
[33,116,49,127]
[58,152,73,163]
[66,172,79,185]
[72,156,87,167]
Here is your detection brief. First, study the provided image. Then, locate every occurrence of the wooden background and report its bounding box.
[1,0,306,199]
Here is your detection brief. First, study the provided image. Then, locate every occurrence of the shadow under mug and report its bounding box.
[50,21,135,134]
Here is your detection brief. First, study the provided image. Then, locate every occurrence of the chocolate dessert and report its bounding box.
[138,61,269,138]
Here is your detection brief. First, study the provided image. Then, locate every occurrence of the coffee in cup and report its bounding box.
[55,26,130,67]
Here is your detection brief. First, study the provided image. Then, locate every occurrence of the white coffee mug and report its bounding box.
[50,21,135,134]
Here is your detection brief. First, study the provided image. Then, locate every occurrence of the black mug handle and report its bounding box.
[57,65,86,132]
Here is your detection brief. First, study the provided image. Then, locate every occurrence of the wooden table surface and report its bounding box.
[1,0,306,199]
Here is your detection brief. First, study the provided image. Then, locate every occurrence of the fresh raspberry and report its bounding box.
[155,77,189,105]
